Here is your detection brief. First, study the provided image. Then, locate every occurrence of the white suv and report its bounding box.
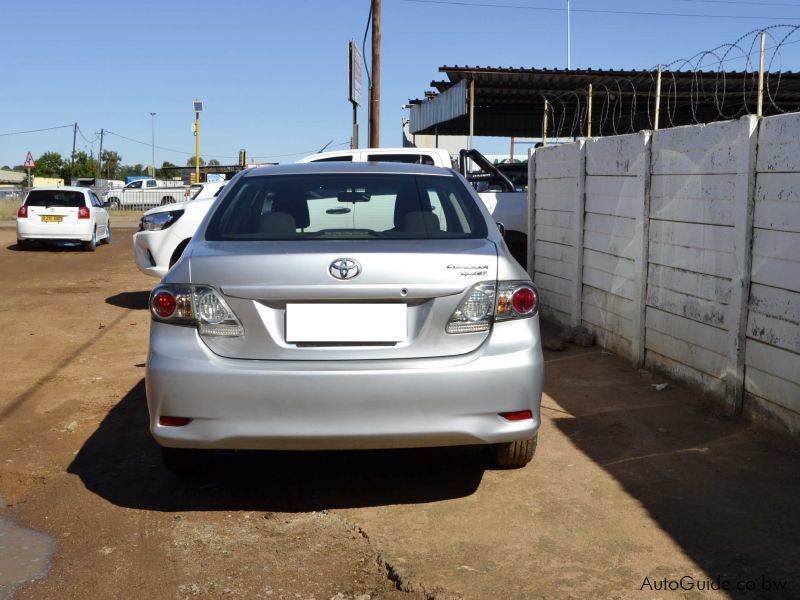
[132,181,226,278]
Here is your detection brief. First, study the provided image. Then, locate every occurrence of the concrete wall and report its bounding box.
[530,141,584,325]
[528,114,800,437]
[744,114,800,433]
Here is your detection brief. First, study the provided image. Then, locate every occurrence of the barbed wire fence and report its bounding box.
[542,24,800,141]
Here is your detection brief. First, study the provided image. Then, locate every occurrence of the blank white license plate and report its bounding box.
[286,303,407,343]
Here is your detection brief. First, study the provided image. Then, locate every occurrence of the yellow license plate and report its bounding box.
[41,215,63,223]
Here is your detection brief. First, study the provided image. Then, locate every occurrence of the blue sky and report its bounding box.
[2,0,800,168]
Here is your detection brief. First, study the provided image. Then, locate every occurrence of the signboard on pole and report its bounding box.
[348,40,363,106]
[23,151,36,169]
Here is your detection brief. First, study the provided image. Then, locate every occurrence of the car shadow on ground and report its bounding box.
[105,291,150,310]
[68,379,486,512]
[6,241,86,252]
[544,345,800,595]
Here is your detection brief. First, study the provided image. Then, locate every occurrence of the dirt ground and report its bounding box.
[0,226,798,600]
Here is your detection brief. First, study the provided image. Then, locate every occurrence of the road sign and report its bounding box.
[23,151,36,169]
[349,40,363,106]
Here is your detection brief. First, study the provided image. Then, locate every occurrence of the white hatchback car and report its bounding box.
[16,187,111,251]
[133,181,227,278]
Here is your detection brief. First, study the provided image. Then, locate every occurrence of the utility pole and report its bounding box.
[369,0,381,148]
[71,122,77,182]
[97,129,104,178]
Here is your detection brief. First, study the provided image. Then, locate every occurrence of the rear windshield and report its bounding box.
[25,190,86,207]
[205,173,487,241]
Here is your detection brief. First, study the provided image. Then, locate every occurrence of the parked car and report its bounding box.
[102,177,188,210]
[16,187,111,251]
[299,147,529,267]
[146,162,543,475]
[132,181,227,278]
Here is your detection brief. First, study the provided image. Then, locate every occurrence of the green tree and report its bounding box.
[158,161,180,179]
[32,152,65,178]
[186,156,206,167]
[118,163,147,178]
[100,150,122,179]
[60,151,98,181]
[207,159,221,167]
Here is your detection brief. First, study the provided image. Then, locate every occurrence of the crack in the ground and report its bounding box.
[324,511,458,600]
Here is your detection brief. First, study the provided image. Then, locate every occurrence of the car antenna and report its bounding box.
[317,140,334,153]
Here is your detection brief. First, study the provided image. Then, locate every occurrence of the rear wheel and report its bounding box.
[161,196,176,205]
[84,229,97,252]
[161,447,213,478]
[108,197,120,210]
[490,433,538,468]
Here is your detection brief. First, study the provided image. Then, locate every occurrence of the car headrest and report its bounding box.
[259,211,297,236]
[403,211,441,234]
[272,189,310,229]
[393,186,431,227]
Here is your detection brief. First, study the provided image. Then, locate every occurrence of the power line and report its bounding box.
[0,124,74,137]
[401,0,800,20]
[249,140,352,161]
[672,0,800,7]
[104,130,237,159]
[104,129,350,162]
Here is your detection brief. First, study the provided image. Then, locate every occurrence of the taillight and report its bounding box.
[149,284,243,337]
[78,206,90,219]
[17,205,27,218]
[446,281,538,334]
[152,291,177,318]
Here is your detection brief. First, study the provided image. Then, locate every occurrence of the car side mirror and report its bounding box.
[496,222,505,236]
[102,200,112,208]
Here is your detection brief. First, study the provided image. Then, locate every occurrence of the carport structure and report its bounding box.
[408,65,800,140]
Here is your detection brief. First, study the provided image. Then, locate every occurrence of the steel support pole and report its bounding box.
[468,79,475,150]
[150,112,156,178]
[587,84,593,138]
[542,100,549,146]
[757,31,766,118]
[654,64,662,131]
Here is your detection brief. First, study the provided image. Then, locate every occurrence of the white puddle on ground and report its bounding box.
[0,497,54,600]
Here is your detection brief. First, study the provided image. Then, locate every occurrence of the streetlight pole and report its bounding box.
[193,99,203,183]
[150,112,156,178]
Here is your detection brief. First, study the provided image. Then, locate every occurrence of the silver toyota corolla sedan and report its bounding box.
[146,162,543,475]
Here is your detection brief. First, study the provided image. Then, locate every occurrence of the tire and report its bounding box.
[108,197,121,210]
[490,433,538,468]
[84,228,97,252]
[17,239,31,250]
[101,223,111,244]
[161,447,213,478]
[161,196,176,205]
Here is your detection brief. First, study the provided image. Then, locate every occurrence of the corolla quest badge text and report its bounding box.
[329,258,362,280]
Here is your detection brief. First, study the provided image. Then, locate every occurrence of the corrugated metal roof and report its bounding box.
[408,66,800,137]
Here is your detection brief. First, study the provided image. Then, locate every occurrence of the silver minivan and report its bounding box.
[146,162,543,475]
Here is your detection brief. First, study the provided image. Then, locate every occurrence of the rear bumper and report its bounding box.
[146,319,544,450]
[17,219,94,242]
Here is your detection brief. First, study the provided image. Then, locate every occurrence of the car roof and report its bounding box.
[28,186,88,192]
[245,162,454,177]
